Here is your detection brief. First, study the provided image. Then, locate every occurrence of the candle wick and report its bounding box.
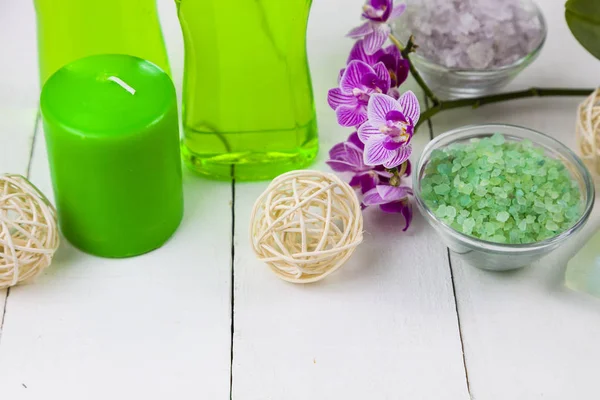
[107,76,136,95]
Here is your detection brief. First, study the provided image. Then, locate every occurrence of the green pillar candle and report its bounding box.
[40,55,184,258]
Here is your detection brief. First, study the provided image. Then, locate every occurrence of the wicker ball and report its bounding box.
[0,174,59,289]
[577,88,600,177]
[250,170,363,283]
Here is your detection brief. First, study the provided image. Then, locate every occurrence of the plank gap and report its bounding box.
[229,169,236,400]
[447,248,472,398]
[0,289,10,345]
[25,111,40,178]
[0,111,40,345]
[424,92,472,399]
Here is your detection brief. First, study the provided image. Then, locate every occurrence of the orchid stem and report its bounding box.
[414,87,594,132]
[388,34,594,134]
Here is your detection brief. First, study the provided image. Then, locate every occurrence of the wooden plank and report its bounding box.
[426,2,600,398]
[0,1,233,398]
[0,0,41,341]
[0,123,233,400]
[230,1,469,398]
[232,100,469,400]
[0,0,39,174]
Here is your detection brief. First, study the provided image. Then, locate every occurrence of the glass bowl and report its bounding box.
[413,124,595,271]
[392,1,547,99]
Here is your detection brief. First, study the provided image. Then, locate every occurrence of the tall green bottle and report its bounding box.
[34,0,170,85]
[176,0,319,181]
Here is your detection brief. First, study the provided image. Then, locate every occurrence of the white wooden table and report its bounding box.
[1,1,599,398]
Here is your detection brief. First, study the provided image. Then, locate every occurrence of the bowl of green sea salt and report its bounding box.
[414,124,594,271]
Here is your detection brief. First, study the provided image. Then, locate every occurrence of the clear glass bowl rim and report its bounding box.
[392,1,548,74]
[413,123,595,254]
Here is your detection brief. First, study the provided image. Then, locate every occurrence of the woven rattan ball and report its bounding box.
[0,174,59,289]
[577,88,600,177]
[250,170,363,283]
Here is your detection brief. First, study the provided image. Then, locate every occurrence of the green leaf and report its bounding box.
[566,0,600,16]
[566,0,600,60]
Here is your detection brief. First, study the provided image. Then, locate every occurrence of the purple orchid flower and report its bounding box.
[327,133,368,174]
[347,41,410,88]
[328,60,391,127]
[363,184,413,230]
[327,132,392,194]
[358,91,420,168]
[377,45,410,88]
[348,0,407,55]
[347,39,381,66]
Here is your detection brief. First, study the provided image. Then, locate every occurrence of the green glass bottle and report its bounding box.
[176,0,319,181]
[34,0,170,85]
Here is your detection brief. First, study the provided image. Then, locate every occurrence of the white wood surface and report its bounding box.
[0,0,599,399]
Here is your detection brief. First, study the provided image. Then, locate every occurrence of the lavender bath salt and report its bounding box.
[396,0,545,69]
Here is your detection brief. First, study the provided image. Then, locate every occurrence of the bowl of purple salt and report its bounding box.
[392,0,547,99]
[414,124,594,271]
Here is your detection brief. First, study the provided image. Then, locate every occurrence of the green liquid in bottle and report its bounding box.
[34,0,170,85]
[177,0,319,181]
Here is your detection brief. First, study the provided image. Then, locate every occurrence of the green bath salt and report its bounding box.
[421,134,582,244]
